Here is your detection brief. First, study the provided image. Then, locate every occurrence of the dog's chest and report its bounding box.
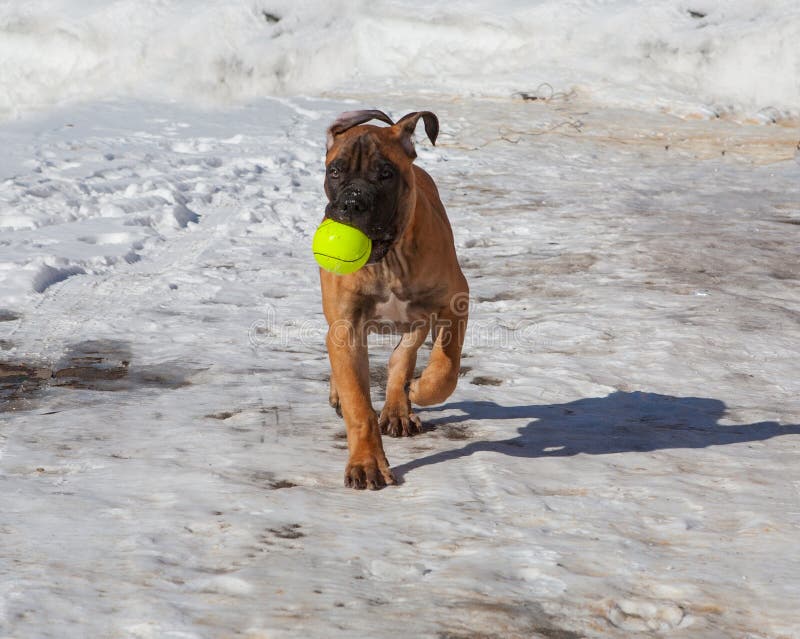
[363,271,445,329]
[373,292,413,323]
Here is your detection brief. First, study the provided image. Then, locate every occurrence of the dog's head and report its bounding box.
[323,109,438,263]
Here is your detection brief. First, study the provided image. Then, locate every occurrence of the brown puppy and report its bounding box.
[319,109,469,490]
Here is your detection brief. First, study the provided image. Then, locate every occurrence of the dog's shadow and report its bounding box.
[392,391,800,480]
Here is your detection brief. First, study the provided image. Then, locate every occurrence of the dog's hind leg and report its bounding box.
[409,286,468,407]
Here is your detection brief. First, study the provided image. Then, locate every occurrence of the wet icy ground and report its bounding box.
[1,96,799,638]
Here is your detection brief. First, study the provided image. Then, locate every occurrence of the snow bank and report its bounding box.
[1,0,798,121]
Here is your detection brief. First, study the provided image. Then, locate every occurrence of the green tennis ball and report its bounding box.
[312,218,372,275]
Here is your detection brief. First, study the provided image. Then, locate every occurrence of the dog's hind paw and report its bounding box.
[379,405,423,437]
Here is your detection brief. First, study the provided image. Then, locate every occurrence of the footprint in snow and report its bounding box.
[606,598,690,632]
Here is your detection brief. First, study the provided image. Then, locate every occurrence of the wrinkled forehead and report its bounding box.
[326,126,409,170]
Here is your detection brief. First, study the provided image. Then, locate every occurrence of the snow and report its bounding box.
[1,1,800,122]
[2,2,800,638]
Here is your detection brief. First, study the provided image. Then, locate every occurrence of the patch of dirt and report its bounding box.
[52,340,193,391]
[268,524,304,539]
[269,479,297,490]
[471,375,503,386]
[476,291,517,303]
[1,339,199,412]
[51,340,131,390]
[438,600,582,639]
[205,410,241,420]
[437,424,473,440]
[217,468,298,490]
[0,362,51,411]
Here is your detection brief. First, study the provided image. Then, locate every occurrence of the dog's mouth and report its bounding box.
[366,235,394,263]
[323,207,397,264]
[358,221,397,263]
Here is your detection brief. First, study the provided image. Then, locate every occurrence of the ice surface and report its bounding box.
[1,93,799,637]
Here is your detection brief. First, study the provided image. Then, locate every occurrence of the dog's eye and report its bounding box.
[328,167,340,179]
[379,166,394,180]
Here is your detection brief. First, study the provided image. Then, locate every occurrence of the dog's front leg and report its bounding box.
[326,320,395,490]
[379,322,429,437]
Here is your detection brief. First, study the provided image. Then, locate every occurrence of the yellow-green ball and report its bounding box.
[312,219,372,275]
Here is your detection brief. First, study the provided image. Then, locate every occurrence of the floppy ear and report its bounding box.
[326,109,395,150]
[394,111,439,158]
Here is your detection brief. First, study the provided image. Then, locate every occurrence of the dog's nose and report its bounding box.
[337,186,370,219]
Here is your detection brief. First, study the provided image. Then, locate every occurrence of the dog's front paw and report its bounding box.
[379,404,423,437]
[345,454,396,490]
